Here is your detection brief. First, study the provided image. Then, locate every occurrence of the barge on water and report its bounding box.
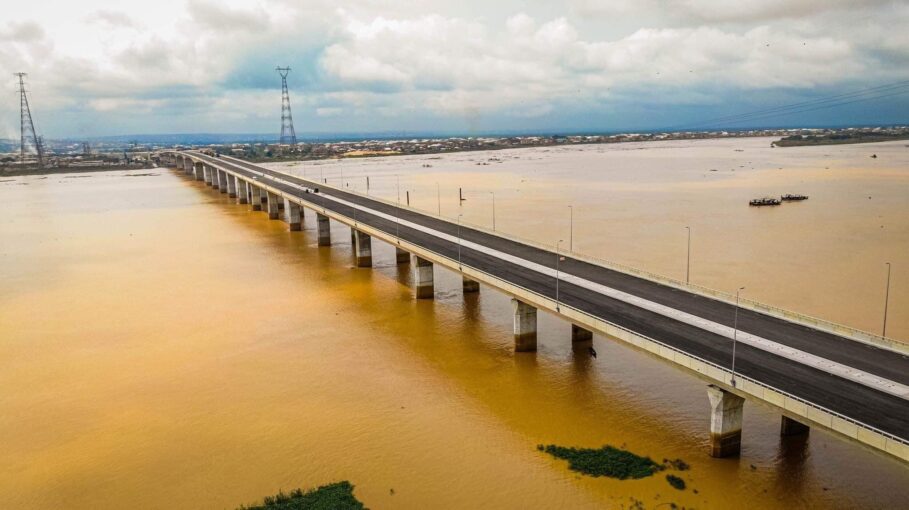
[749,197,781,206]
[781,194,809,201]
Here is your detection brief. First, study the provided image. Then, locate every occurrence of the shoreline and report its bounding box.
[0,165,154,177]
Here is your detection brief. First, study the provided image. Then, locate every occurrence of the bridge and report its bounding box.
[163,150,909,463]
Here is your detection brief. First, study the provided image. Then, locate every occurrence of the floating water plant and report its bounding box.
[237,481,365,510]
[538,444,661,479]
[666,474,687,490]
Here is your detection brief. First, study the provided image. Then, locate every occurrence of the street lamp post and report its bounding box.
[883,262,892,338]
[395,175,401,243]
[731,286,745,387]
[685,226,691,285]
[490,192,496,231]
[457,214,463,269]
[568,205,573,253]
[556,239,564,312]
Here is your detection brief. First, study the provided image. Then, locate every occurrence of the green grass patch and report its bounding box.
[666,474,686,490]
[237,481,365,510]
[538,444,661,480]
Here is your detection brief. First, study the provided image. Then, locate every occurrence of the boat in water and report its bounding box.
[781,194,809,201]
[749,197,781,206]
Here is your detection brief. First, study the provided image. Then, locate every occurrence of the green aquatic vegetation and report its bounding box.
[538,444,661,479]
[237,481,365,510]
[666,474,686,490]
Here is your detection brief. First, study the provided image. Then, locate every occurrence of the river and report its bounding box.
[1,137,907,508]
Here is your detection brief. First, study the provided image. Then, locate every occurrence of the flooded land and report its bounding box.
[1,137,907,509]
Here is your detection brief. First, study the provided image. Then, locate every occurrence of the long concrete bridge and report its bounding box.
[162,150,909,463]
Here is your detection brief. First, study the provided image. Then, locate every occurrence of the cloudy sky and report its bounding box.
[3,0,909,139]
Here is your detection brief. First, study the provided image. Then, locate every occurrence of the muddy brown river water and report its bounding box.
[1,137,907,508]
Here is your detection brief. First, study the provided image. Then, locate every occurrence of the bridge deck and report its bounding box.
[188,153,909,444]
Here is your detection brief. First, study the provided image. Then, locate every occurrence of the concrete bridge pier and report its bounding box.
[194,163,205,181]
[203,165,213,185]
[210,167,220,188]
[354,231,372,267]
[266,192,280,219]
[780,416,810,436]
[227,174,237,198]
[183,158,192,173]
[249,185,262,211]
[285,199,301,231]
[317,213,331,246]
[395,247,410,264]
[512,299,538,352]
[236,178,249,204]
[184,160,193,175]
[412,255,434,299]
[218,170,229,193]
[571,324,593,342]
[462,277,480,293]
[707,384,745,457]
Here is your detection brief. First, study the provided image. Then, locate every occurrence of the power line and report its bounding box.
[668,79,909,131]
[708,88,909,127]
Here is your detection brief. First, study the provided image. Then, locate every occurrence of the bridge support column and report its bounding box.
[236,178,248,204]
[249,185,262,211]
[395,247,410,264]
[571,324,593,342]
[211,167,220,188]
[183,158,192,173]
[227,174,237,198]
[317,213,331,246]
[285,199,301,231]
[780,416,810,436]
[203,165,212,185]
[184,160,193,174]
[707,385,745,457]
[462,277,480,293]
[218,170,228,193]
[194,163,205,181]
[512,299,537,352]
[266,192,280,219]
[412,255,434,299]
[354,231,372,267]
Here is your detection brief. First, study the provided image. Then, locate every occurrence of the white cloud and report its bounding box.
[0,0,907,136]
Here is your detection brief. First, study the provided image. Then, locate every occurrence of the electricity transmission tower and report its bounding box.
[15,73,44,166]
[276,67,297,145]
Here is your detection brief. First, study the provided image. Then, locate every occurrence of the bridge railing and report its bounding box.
[421,241,909,450]
[197,154,909,453]
[264,157,907,354]
[203,153,907,354]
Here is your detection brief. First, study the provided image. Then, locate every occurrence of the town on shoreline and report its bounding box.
[2,125,907,174]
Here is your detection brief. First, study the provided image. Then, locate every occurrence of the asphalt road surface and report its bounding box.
[190,153,909,440]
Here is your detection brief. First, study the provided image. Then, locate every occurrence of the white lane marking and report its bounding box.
[212,158,909,400]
